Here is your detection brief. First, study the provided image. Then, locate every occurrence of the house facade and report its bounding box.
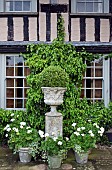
[0,0,111,110]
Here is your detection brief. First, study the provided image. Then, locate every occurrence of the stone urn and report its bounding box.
[41,87,67,113]
[41,87,66,137]
[19,147,32,163]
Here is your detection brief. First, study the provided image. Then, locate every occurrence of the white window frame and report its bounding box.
[71,0,109,14]
[0,54,29,110]
[81,57,110,107]
[0,0,37,12]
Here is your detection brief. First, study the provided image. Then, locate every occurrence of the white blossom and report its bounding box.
[77,128,81,131]
[10,118,15,122]
[81,134,85,136]
[51,132,55,136]
[13,127,18,133]
[11,113,14,116]
[100,127,104,133]
[39,130,44,138]
[74,132,80,136]
[81,127,85,130]
[20,125,23,129]
[58,141,62,145]
[26,126,31,129]
[90,133,94,137]
[27,130,32,134]
[66,137,69,141]
[53,137,57,141]
[5,134,8,137]
[89,130,93,134]
[72,123,77,127]
[45,133,49,137]
[93,123,99,128]
[7,127,11,132]
[88,120,91,122]
[20,122,26,126]
[4,124,10,130]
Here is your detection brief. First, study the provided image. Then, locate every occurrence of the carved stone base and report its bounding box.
[45,112,63,137]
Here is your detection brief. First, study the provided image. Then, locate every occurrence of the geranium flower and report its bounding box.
[20,122,26,126]
[72,123,77,127]
[45,133,49,137]
[58,141,62,145]
[74,132,80,136]
[10,118,15,122]
[27,130,32,134]
[39,130,44,138]
[7,127,11,132]
[11,113,14,116]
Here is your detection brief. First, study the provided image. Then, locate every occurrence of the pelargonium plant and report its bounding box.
[70,121,105,154]
[4,116,40,156]
[38,130,70,157]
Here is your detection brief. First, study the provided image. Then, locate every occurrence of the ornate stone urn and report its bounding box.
[41,87,66,137]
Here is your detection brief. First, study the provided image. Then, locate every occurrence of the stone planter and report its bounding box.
[19,148,32,163]
[48,155,62,169]
[41,87,66,137]
[75,151,89,164]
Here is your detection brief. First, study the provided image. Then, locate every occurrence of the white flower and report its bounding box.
[13,127,18,133]
[72,123,77,127]
[17,115,19,117]
[20,125,23,129]
[89,130,93,134]
[58,141,62,145]
[20,122,26,126]
[39,130,44,138]
[26,126,31,129]
[77,128,81,131]
[81,127,85,130]
[53,137,57,141]
[45,133,49,137]
[27,130,32,134]
[11,113,14,116]
[66,137,69,141]
[74,132,80,136]
[5,134,8,137]
[90,133,94,137]
[93,123,99,128]
[81,134,85,136]
[88,120,91,122]
[7,127,11,132]
[100,127,104,133]
[4,124,10,130]
[10,118,15,122]
[51,132,55,135]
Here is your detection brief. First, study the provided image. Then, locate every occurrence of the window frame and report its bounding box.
[71,0,109,14]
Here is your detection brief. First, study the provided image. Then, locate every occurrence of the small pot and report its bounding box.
[19,147,32,163]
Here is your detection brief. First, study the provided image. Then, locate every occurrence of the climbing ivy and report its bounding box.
[23,15,101,134]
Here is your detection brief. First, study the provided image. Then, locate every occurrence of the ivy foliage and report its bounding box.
[23,15,102,134]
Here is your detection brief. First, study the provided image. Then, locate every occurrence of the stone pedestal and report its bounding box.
[45,112,63,137]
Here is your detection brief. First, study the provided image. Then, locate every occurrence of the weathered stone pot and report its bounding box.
[48,155,62,169]
[41,87,67,113]
[75,151,89,164]
[19,147,32,163]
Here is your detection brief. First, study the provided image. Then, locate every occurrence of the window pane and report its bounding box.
[24,67,30,76]
[23,1,31,11]
[15,88,23,97]
[6,79,14,87]
[77,3,85,12]
[86,2,93,12]
[50,0,58,4]
[95,89,102,98]
[6,56,14,66]
[6,67,14,76]
[6,89,14,97]
[15,78,23,87]
[15,99,23,108]
[15,56,23,66]
[6,99,14,108]
[15,1,22,11]
[15,67,23,76]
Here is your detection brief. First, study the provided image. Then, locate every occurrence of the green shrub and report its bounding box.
[38,65,69,87]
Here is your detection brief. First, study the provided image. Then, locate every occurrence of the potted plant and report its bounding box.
[69,121,105,164]
[38,65,69,111]
[4,120,40,163]
[39,130,70,169]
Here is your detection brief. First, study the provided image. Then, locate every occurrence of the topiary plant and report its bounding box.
[38,65,69,87]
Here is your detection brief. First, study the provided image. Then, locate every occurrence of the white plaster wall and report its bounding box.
[0,18,7,41]
[13,18,23,41]
[71,18,80,41]
[39,13,46,41]
[29,17,37,41]
[86,18,95,41]
[100,19,110,42]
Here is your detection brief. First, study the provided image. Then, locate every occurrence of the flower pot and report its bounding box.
[41,87,66,108]
[75,151,89,164]
[48,155,62,169]
[19,147,32,163]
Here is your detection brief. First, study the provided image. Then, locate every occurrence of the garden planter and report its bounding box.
[48,155,62,169]
[75,151,89,164]
[19,148,32,163]
[41,87,67,113]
